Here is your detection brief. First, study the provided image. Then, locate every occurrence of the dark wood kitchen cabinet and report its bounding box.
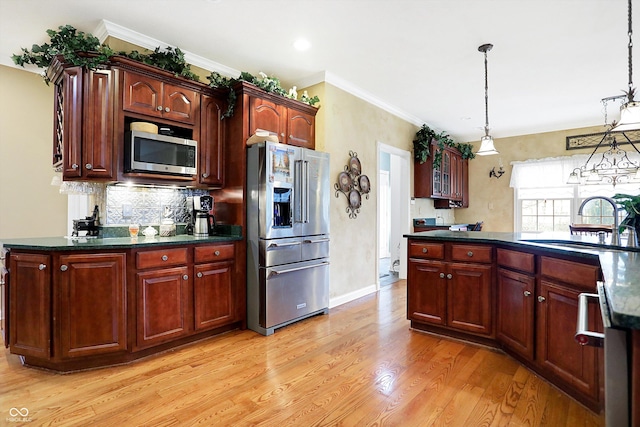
[199,94,225,187]
[134,247,191,350]
[193,244,236,331]
[248,94,316,149]
[414,141,468,208]
[8,252,51,359]
[407,241,493,337]
[55,253,127,358]
[48,60,115,180]
[122,70,200,125]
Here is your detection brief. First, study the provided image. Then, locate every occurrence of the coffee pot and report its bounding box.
[188,195,216,237]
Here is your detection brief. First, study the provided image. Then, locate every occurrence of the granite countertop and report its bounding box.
[404,230,640,331]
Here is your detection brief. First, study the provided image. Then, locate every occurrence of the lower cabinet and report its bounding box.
[407,241,493,337]
[56,253,127,358]
[497,267,535,360]
[194,259,235,331]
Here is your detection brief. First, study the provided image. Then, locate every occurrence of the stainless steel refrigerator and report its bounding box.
[247,141,330,335]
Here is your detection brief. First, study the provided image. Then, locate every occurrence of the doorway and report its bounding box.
[377,142,410,287]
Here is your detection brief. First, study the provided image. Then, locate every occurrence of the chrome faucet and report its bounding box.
[577,196,620,246]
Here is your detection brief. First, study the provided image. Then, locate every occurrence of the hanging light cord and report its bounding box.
[478,44,493,136]
[628,0,634,96]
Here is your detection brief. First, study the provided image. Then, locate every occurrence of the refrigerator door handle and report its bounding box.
[303,160,309,223]
[294,160,303,223]
[268,261,330,277]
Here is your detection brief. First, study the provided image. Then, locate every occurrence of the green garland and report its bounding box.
[413,124,475,169]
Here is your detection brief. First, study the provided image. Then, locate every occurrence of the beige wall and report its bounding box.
[0,65,67,238]
[456,125,605,231]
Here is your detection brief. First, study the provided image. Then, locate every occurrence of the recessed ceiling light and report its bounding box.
[293,38,311,51]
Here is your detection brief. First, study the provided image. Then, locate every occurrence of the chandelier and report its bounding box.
[567,0,640,186]
[476,43,499,156]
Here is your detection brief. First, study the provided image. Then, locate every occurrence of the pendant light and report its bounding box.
[476,43,499,156]
[612,0,640,132]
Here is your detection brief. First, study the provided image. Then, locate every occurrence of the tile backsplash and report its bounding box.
[105,186,209,226]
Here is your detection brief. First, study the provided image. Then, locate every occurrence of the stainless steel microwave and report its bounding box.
[125,131,197,176]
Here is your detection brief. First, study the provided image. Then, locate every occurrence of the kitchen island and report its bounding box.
[1,230,245,372]
[404,230,639,420]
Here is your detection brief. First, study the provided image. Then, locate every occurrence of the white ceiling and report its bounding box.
[0,0,637,143]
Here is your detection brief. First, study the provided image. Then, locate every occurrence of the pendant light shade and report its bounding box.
[612,101,640,131]
[477,135,499,156]
[477,43,499,156]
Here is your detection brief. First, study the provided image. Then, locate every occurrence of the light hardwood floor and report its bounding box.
[1,280,604,426]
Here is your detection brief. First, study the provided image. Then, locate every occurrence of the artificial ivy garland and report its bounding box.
[413,124,475,169]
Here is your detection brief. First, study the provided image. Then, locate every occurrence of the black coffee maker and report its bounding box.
[187,196,215,237]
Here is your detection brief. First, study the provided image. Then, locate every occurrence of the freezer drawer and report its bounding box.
[261,259,329,329]
[260,237,302,267]
[301,236,330,261]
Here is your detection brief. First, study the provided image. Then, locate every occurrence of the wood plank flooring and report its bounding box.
[0,280,604,426]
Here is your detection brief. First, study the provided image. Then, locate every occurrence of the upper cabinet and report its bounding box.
[247,88,317,149]
[199,94,225,187]
[414,140,468,208]
[122,71,199,125]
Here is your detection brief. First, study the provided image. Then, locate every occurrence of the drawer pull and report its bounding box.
[161,255,168,261]
[467,251,474,257]
[422,248,428,253]
[197,272,203,278]
[214,250,220,256]
[59,265,67,272]
[439,272,445,278]
[538,296,546,303]
[524,290,531,297]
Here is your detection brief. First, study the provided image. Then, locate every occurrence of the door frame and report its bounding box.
[376,142,411,287]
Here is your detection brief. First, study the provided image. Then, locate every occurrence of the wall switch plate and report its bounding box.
[123,203,132,218]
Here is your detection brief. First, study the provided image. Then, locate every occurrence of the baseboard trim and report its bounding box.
[329,284,377,309]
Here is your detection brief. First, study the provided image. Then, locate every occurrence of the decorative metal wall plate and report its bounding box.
[566,130,640,150]
[334,151,370,219]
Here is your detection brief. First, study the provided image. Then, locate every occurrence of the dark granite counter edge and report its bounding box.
[404,231,640,330]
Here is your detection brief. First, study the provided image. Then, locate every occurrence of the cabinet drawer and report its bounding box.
[194,244,235,263]
[451,244,492,263]
[540,256,601,289]
[136,247,188,269]
[497,248,535,273]
[408,242,444,260]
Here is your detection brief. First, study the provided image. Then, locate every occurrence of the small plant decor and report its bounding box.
[613,193,640,234]
[413,124,475,169]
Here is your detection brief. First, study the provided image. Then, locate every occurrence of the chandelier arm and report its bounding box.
[583,133,610,167]
[620,132,640,155]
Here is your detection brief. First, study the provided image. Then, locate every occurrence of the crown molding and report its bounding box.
[94,20,240,77]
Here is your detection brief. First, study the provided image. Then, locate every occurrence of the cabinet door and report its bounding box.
[162,83,199,125]
[450,152,463,201]
[83,69,114,179]
[122,71,162,118]
[287,108,315,149]
[60,66,84,179]
[440,150,452,197]
[447,262,493,335]
[194,260,235,331]
[497,268,535,359]
[199,94,224,186]
[407,259,446,325]
[9,252,51,359]
[249,97,286,141]
[56,253,127,358]
[136,266,190,349]
[537,280,600,400]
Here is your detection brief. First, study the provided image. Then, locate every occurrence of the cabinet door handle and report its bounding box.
[165,107,170,113]
[71,163,78,170]
[214,250,220,256]
[197,272,203,278]
[161,255,168,261]
[39,264,47,271]
[467,251,473,257]
[183,274,189,280]
[439,272,445,278]
[85,163,93,170]
[538,296,546,303]
[202,173,209,179]
[446,273,453,280]
[422,248,428,253]
[157,105,163,111]
[59,265,67,272]
[524,290,531,297]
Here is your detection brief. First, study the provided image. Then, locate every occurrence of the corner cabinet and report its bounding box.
[414,140,468,208]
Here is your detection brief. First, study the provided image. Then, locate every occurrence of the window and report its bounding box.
[510,155,640,232]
